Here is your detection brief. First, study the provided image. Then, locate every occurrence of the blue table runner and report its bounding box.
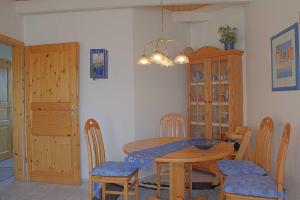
[125,138,204,168]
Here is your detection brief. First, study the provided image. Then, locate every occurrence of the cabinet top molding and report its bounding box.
[188,46,244,62]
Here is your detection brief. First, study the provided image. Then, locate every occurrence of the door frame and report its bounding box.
[0,33,26,181]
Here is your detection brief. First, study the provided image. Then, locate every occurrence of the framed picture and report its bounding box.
[271,23,299,91]
[90,49,108,79]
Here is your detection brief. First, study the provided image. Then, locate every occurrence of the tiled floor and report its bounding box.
[0,180,88,200]
[0,181,219,200]
[0,170,219,200]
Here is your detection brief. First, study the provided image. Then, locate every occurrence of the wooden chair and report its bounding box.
[159,113,186,137]
[84,119,139,200]
[156,113,192,198]
[218,117,274,200]
[224,123,291,200]
[193,127,252,183]
[254,117,275,171]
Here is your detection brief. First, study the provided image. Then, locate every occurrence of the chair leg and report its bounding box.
[124,182,129,200]
[88,179,93,200]
[156,163,161,198]
[135,173,139,200]
[102,183,106,200]
[188,164,192,199]
[219,175,225,200]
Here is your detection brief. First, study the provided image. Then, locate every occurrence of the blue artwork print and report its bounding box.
[271,23,299,91]
[275,40,293,79]
[90,49,108,80]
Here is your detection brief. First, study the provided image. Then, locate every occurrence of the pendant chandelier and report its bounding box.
[137,0,189,67]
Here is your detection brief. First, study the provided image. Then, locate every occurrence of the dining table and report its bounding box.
[123,137,234,200]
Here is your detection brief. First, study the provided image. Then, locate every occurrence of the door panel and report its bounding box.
[25,43,79,184]
[31,103,71,136]
[0,59,12,162]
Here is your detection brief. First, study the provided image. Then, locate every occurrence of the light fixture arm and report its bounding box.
[142,38,185,56]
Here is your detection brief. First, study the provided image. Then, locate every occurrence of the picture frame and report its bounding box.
[90,49,108,79]
[271,23,299,91]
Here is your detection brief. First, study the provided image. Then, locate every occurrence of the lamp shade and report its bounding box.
[150,50,165,64]
[137,55,151,65]
[175,53,189,64]
[161,57,174,67]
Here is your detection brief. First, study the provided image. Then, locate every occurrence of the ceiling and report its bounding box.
[163,4,209,12]
[15,0,250,16]
[15,1,209,12]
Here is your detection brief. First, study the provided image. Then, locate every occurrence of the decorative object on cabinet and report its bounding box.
[90,49,108,80]
[217,25,238,50]
[186,46,244,141]
[271,23,299,91]
[136,0,189,67]
[226,126,249,152]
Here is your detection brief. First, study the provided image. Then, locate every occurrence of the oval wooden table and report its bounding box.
[123,137,234,200]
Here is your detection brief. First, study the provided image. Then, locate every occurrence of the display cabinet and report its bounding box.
[187,46,243,140]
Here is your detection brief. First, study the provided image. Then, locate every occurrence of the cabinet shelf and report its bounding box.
[212,102,229,106]
[212,122,229,127]
[191,102,229,106]
[191,101,205,105]
[190,121,205,126]
[191,82,205,86]
[211,80,229,85]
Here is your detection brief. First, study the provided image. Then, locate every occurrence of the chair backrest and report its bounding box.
[254,117,274,172]
[235,126,249,135]
[235,129,252,160]
[84,119,106,171]
[160,113,186,137]
[276,123,291,192]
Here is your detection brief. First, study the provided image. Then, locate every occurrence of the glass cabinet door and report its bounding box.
[189,62,206,137]
[210,59,229,140]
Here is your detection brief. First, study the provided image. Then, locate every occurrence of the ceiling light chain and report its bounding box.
[161,0,164,39]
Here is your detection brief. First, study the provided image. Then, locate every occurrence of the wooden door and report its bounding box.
[25,43,80,184]
[0,58,12,162]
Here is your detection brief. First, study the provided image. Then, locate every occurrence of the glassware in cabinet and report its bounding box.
[190,63,205,83]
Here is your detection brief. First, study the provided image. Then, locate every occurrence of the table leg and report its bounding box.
[169,162,185,200]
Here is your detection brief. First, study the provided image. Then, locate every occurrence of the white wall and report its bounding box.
[190,6,247,124]
[190,6,245,50]
[23,7,190,180]
[0,0,23,41]
[245,0,300,199]
[132,8,190,140]
[24,9,136,179]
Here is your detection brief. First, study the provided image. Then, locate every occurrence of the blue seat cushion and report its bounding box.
[217,160,266,176]
[92,161,138,177]
[224,175,282,198]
